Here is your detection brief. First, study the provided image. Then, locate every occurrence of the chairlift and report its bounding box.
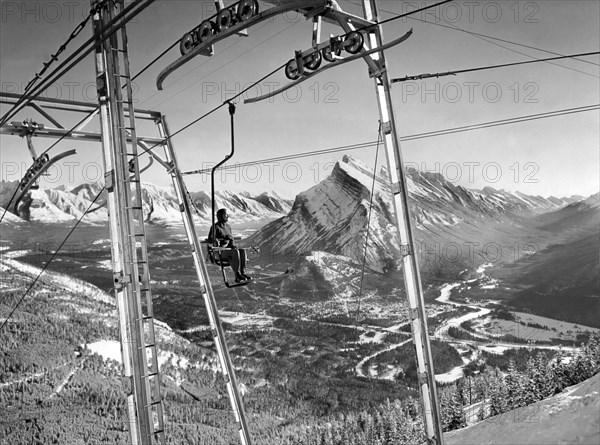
[203,102,293,288]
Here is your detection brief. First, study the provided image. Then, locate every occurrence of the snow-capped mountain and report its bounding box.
[0,180,291,225]
[248,156,400,273]
[248,155,590,273]
[187,190,292,222]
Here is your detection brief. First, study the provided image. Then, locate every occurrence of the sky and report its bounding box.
[0,0,598,200]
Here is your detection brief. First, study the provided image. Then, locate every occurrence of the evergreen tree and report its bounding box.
[505,359,525,409]
[448,385,467,431]
[488,369,508,417]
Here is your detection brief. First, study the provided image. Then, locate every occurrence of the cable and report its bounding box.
[401,104,599,141]
[404,1,600,79]
[362,0,455,29]
[0,187,104,332]
[182,103,599,175]
[419,23,600,69]
[0,188,20,225]
[132,41,179,83]
[23,4,97,93]
[392,51,600,82]
[182,141,378,175]
[0,0,156,126]
[343,0,599,79]
[149,61,287,148]
[356,123,382,324]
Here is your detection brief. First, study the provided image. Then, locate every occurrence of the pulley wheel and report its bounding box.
[237,0,259,21]
[285,59,301,80]
[179,32,195,55]
[305,51,322,71]
[197,20,214,43]
[322,45,341,63]
[216,8,234,32]
[344,31,364,54]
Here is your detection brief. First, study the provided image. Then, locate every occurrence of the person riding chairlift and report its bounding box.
[208,209,252,283]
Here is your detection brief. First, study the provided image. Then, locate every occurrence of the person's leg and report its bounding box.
[239,249,252,280]
[239,248,247,272]
[222,249,244,281]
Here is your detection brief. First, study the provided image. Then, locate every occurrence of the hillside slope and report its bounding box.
[445,372,600,445]
[506,193,600,327]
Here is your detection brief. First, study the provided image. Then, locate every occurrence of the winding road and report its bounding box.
[356,264,581,384]
[433,271,580,383]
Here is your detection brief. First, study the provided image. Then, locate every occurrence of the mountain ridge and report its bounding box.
[248,155,594,273]
[0,180,291,225]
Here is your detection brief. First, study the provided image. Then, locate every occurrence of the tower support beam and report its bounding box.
[360,1,445,443]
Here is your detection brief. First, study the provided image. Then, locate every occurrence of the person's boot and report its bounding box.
[241,270,253,281]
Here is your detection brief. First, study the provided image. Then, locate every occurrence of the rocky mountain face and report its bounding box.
[248,156,590,273]
[0,180,291,225]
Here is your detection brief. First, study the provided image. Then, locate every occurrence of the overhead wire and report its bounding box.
[181,103,600,176]
[405,1,600,79]
[414,23,600,69]
[342,0,599,79]
[400,104,599,141]
[0,0,157,126]
[356,123,382,325]
[22,5,95,94]
[391,51,600,82]
[155,62,287,145]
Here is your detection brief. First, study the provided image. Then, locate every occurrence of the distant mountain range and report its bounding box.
[248,155,592,272]
[0,180,293,225]
[1,157,594,273]
[507,193,600,327]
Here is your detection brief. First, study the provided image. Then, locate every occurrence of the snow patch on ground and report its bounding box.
[98,259,113,270]
[220,310,274,328]
[359,331,386,344]
[476,263,493,274]
[436,282,462,304]
[480,282,498,290]
[85,340,122,363]
[435,365,464,383]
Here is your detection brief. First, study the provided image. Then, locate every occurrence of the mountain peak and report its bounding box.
[250,155,584,273]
